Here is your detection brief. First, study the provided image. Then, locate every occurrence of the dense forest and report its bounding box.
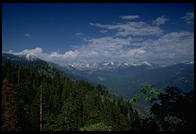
[2,60,194,131]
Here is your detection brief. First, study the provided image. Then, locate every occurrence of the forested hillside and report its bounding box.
[2,61,140,131]
[2,3,194,131]
[2,60,194,131]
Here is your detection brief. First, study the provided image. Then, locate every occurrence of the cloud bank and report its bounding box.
[120,15,140,20]
[7,14,194,66]
[181,12,194,24]
[90,21,162,37]
[152,16,168,26]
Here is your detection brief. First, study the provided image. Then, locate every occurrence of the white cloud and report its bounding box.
[72,37,133,63]
[152,16,168,26]
[63,50,78,59]
[90,21,162,36]
[47,50,79,61]
[120,15,140,20]
[181,12,194,24]
[138,32,194,65]
[25,33,31,38]
[6,14,194,66]
[16,47,43,55]
[75,32,82,36]
[7,50,13,53]
[99,30,108,33]
[7,31,193,66]
[121,48,145,58]
[7,47,78,64]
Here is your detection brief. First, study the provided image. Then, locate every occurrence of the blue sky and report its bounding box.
[2,3,194,66]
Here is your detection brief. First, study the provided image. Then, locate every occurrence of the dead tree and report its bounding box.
[40,85,43,131]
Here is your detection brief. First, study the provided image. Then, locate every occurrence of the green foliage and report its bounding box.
[140,85,160,103]
[129,84,194,131]
[3,60,194,131]
[129,95,140,103]
[80,123,112,131]
[129,85,160,104]
[134,86,194,131]
[2,61,136,131]
[150,87,194,131]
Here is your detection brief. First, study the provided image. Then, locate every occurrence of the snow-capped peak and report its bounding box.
[122,62,129,66]
[185,61,194,64]
[61,61,157,71]
[25,54,37,61]
[102,62,115,66]
[3,52,39,61]
[103,62,109,66]
[142,61,152,67]
[119,62,130,68]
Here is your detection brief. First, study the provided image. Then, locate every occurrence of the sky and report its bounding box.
[2,3,194,66]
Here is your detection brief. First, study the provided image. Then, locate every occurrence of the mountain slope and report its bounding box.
[2,54,138,131]
[58,61,194,99]
[2,52,194,99]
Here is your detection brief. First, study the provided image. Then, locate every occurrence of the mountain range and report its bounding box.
[2,52,194,100]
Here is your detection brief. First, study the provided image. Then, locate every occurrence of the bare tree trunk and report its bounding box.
[127,108,130,120]
[40,85,42,131]
[17,69,20,85]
